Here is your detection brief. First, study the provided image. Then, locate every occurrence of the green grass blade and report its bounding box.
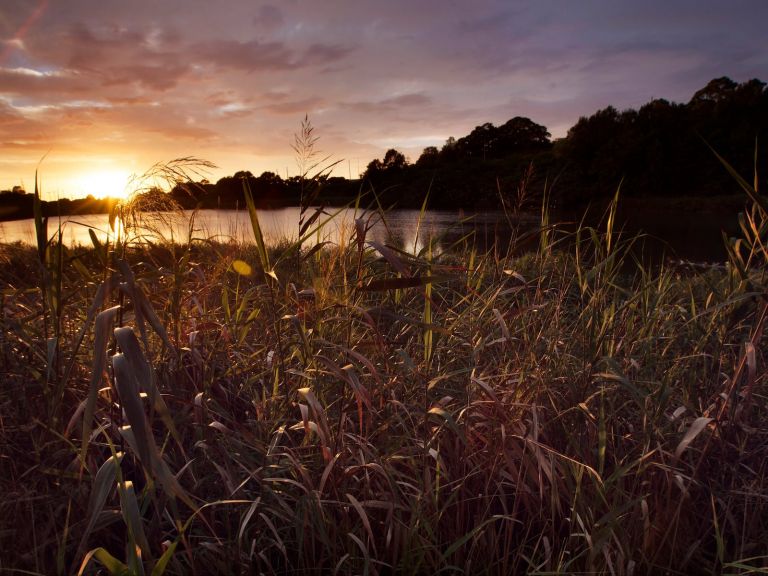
[150,540,179,576]
[33,169,47,265]
[241,177,270,273]
[77,547,129,576]
[113,326,181,446]
[112,353,195,509]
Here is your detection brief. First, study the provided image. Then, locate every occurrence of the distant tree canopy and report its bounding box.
[363,148,409,179]
[165,170,293,209]
[357,78,767,208]
[416,146,440,168]
[414,116,551,166]
[0,185,26,195]
[0,191,117,221]
[354,117,555,208]
[559,76,767,202]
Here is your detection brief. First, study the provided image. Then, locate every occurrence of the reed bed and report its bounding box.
[0,166,767,575]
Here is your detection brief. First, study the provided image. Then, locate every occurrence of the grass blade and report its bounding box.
[675,417,714,459]
[118,480,152,560]
[75,452,124,564]
[77,547,129,576]
[242,176,270,273]
[82,305,121,462]
[114,326,182,448]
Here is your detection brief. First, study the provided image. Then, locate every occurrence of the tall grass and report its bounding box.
[0,152,766,575]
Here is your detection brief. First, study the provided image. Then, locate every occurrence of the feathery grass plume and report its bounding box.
[292,115,342,273]
[109,158,215,272]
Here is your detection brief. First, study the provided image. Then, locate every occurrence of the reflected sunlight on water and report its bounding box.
[0,205,736,262]
[0,208,513,254]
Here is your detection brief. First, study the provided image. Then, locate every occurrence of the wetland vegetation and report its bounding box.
[1,144,767,574]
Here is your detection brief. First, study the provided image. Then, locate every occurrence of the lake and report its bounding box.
[0,205,742,262]
[0,208,517,253]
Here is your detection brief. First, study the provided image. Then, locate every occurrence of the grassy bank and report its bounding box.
[0,182,766,575]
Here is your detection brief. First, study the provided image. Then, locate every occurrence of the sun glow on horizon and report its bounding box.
[74,169,133,200]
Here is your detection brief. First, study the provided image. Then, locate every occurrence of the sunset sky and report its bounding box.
[1,0,766,200]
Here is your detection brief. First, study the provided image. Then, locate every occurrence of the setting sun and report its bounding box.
[74,169,133,200]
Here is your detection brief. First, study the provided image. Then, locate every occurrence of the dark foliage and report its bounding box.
[0,188,119,222]
[558,77,768,204]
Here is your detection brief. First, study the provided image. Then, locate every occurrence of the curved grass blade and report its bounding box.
[77,547,129,576]
[113,353,154,466]
[358,275,451,292]
[114,327,182,448]
[75,452,124,564]
[367,240,409,275]
[675,417,714,460]
[150,539,178,576]
[82,305,121,462]
[113,354,195,509]
[707,142,768,215]
[242,177,270,273]
[118,480,152,560]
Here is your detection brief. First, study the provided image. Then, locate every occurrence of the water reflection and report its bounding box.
[0,208,516,255]
[0,205,740,262]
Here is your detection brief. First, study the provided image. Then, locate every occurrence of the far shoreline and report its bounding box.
[0,191,751,224]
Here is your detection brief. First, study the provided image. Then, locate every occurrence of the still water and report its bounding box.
[0,208,514,254]
[0,206,740,262]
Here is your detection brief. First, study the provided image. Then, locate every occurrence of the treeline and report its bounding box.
[357,76,768,208]
[558,77,768,204]
[0,189,118,222]
[2,76,766,220]
[156,171,356,211]
[171,76,767,210]
[166,117,555,211]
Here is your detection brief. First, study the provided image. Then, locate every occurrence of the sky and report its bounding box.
[0,0,766,200]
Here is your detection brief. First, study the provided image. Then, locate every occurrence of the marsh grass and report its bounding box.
[0,154,767,575]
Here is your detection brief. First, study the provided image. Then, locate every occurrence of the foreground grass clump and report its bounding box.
[0,189,766,575]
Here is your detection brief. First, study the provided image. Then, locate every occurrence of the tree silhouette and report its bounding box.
[497,117,551,152]
[416,146,440,167]
[452,117,551,161]
[364,148,408,179]
[559,76,767,202]
[689,76,738,106]
[382,148,407,169]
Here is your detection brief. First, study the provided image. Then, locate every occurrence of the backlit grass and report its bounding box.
[0,167,766,575]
